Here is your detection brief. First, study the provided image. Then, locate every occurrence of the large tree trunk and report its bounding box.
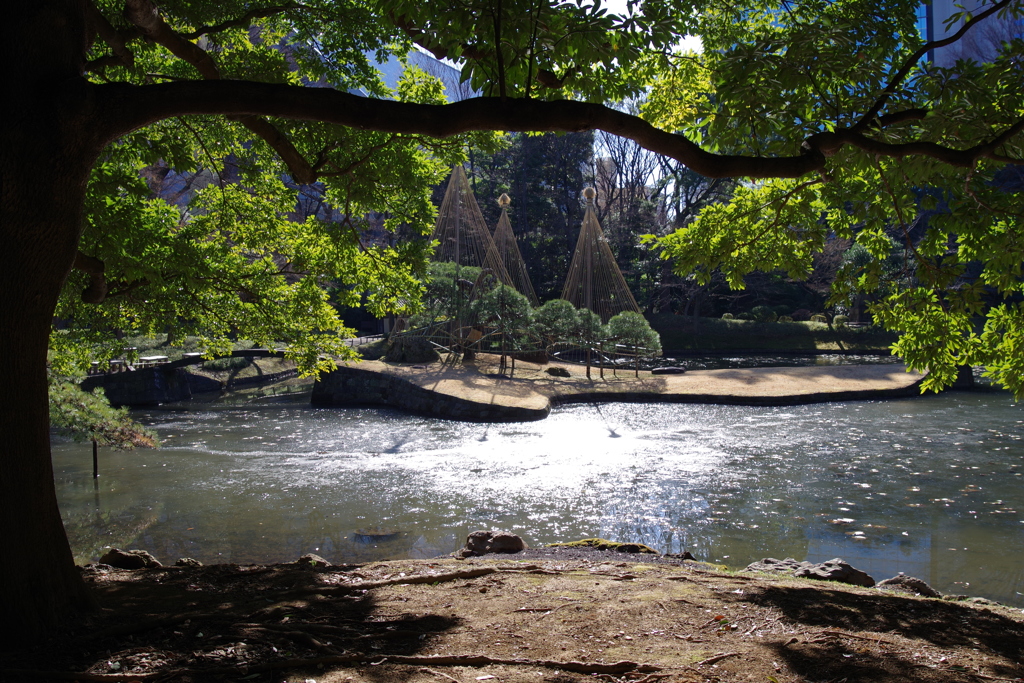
[1,0,101,645]
[0,160,98,646]
[0,174,98,648]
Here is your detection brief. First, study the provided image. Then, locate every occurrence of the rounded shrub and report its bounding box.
[810,314,827,323]
[721,312,734,320]
[737,312,753,321]
[833,314,850,327]
[778,315,794,323]
[750,305,777,323]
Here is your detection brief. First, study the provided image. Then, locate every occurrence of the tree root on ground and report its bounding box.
[285,566,499,596]
[4,653,661,680]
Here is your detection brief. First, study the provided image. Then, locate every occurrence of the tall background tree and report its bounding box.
[467,131,595,301]
[3,0,1021,642]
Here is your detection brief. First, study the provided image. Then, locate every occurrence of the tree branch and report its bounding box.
[817,115,1024,167]
[874,108,929,129]
[493,0,506,100]
[85,0,134,69]
[978,115,1024,159]
[92,81,1021,181]
[123,0,317,183]
[72,250,107,304]
[99,81,824,179]
[182,4,299,40]
[228,115,317,183]
[123,0,218,78]
[852,0,1015,132]
[86,54,129,74]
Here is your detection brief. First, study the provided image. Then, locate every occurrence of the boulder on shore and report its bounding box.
[794,558,875,587]
[99,548,162,570]
[744,557,810,575]
[295,553,332,568]
[459,530,527,557]
[744,557,874,587]
[877,574,942,597]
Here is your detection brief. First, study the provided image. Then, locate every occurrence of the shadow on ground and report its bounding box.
[7,563,459,682]
[742,584,1024,681]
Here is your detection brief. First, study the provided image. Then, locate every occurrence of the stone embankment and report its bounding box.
[311,358,927,422]
[310,363,550,421]
[81,351,298,406]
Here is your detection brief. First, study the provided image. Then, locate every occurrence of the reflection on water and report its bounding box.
[53,390,1024,606]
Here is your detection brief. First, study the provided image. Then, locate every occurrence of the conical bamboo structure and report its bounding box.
[484,194,539,306]
[561,187,641,322]
[430,166,512,285]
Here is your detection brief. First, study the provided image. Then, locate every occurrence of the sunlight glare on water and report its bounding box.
[52,391,1024,606]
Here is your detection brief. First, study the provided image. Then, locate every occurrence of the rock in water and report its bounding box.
[460,530,527,557]
[877,574,941,597]
[793,558,875,587]
[99,548,162,569]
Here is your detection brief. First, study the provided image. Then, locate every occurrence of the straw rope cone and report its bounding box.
[561,187,641,321]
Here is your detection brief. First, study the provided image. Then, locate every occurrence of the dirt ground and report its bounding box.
[4,552,1022,683]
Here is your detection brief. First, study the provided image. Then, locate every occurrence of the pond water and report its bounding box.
[53,373,1023,607]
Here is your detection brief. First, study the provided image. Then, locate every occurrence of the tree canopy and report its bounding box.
[3,0,1023,643]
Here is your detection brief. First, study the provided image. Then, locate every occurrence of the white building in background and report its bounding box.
[921,0,1023,67]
